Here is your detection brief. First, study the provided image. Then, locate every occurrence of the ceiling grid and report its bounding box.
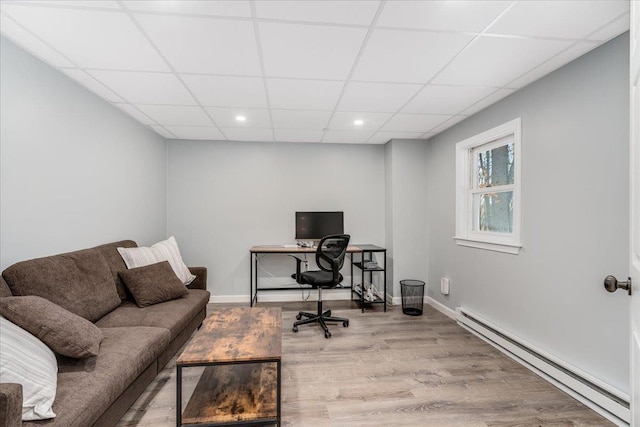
[0,0,630,144]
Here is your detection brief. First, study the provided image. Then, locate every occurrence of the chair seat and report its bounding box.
[299,270,343,287]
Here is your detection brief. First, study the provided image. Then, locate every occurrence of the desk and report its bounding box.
[249,245,386,311]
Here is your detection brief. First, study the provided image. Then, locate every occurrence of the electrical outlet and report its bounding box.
[440,277,450,295]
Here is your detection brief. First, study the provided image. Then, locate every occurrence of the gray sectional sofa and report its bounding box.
[0,240,210,426]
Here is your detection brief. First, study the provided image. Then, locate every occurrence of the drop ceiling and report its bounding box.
[0,0,630,144]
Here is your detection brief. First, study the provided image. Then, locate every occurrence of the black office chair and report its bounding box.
[291,234,350,338]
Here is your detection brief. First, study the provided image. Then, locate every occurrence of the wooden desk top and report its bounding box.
[177,307,281,366]
[250,245,362,253]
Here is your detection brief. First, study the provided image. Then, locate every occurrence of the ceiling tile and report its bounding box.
[0,13,75,67]
[164,126,225,140]
[368,131,425,144]
[259,22,367,79]
[123,1,251,17]
[337,81,422,112]
[149,125,176,139]
[274,129,324,143]
[402,84,495,115]
[181,75,267,108]
[377,1,510,32]
[329,112,393,131]
[255,1,379,26]
[352,29,473,83]
[222,128,274,142]
[267,78,343,110]
[381,113,450,132]
[586,12,630,41]
[487,1,629,39]
[322,130,374,144]
[459,88,515,116]
[113,103,155,125]
[507,42,599,89]
[88,70,196,105]
[205,107,272,128]
[135,14,261,75]
[135,105,213,126]
[429,115,469,134]
[271,110,331,130]
[433,35,572,87]
[1,4,169,71]
[13,1,121,9]
[62,69,125,102]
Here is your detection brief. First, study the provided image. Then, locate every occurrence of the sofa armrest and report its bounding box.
[0,383,23,427]
[187,267,207,290]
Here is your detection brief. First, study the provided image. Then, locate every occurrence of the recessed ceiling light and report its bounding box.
[235,116,247,122]
[354,119,364,126]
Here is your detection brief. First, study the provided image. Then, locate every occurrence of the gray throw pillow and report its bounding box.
[0,295,103,358]
[119,261,188,308]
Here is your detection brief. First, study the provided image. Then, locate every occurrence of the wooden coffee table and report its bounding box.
[176,307,282,426]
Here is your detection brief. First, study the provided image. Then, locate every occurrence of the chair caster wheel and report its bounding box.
[324,310,332,317]
[295,314,302,320]
[292,326,298,333]
[324,331,331,339]
[343,321,349,327]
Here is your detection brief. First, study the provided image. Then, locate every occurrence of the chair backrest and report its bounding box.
[316,234,350,284]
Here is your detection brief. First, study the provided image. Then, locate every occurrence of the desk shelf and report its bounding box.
[350,245,387,313]
[249,245,382,308]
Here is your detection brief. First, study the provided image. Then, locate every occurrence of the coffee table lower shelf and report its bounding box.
[178,361,280,427]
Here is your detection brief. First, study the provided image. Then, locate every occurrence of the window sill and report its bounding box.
[453,237,522,255]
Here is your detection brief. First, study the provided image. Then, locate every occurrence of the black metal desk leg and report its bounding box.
[250,253,254,307]
[383,250,387,312]
[253,254,258,305]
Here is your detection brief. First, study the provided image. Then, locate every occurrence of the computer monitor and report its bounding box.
[295,211,344,241]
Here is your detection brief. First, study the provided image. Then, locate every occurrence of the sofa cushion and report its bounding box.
[95,289,210,340]
[119,261,188,308]
[0,276,12,298]
[0,296,102,358]
[24,326,171,427]
[117,236,196,285]
[0,316,57,421]
[2,248,120,322]
[93,240,137,302]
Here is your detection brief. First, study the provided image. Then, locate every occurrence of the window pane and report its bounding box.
[475,142,514,188]
[473,191,513,233]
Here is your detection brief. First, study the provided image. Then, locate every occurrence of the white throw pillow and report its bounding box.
[0,316,57,421]
[117,236,196,285]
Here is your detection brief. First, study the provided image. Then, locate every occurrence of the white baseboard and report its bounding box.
[425,296,456,319]
[209,289,352,304]
[391,295,456,319]
[457,308,630,426]
[209,294,249,304]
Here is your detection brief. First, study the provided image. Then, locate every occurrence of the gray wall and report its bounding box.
[426,34,630,393]
[167,140,385,299]
[385,139,429,299]
[0,37,168,269]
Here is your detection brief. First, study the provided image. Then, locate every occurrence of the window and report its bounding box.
[454,118,522,254]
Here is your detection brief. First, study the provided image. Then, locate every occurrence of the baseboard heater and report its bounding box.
[456,308,630,426]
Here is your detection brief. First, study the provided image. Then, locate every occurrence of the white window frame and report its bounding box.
[454,118,522,255]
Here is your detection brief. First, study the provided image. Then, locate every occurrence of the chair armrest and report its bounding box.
[187,267,207,290]
[287,255,307,284]
[0,383,22,427]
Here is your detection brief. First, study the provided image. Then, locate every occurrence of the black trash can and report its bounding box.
[400,280,425,316]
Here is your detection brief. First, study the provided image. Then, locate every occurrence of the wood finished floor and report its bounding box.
[117,302,613,427]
